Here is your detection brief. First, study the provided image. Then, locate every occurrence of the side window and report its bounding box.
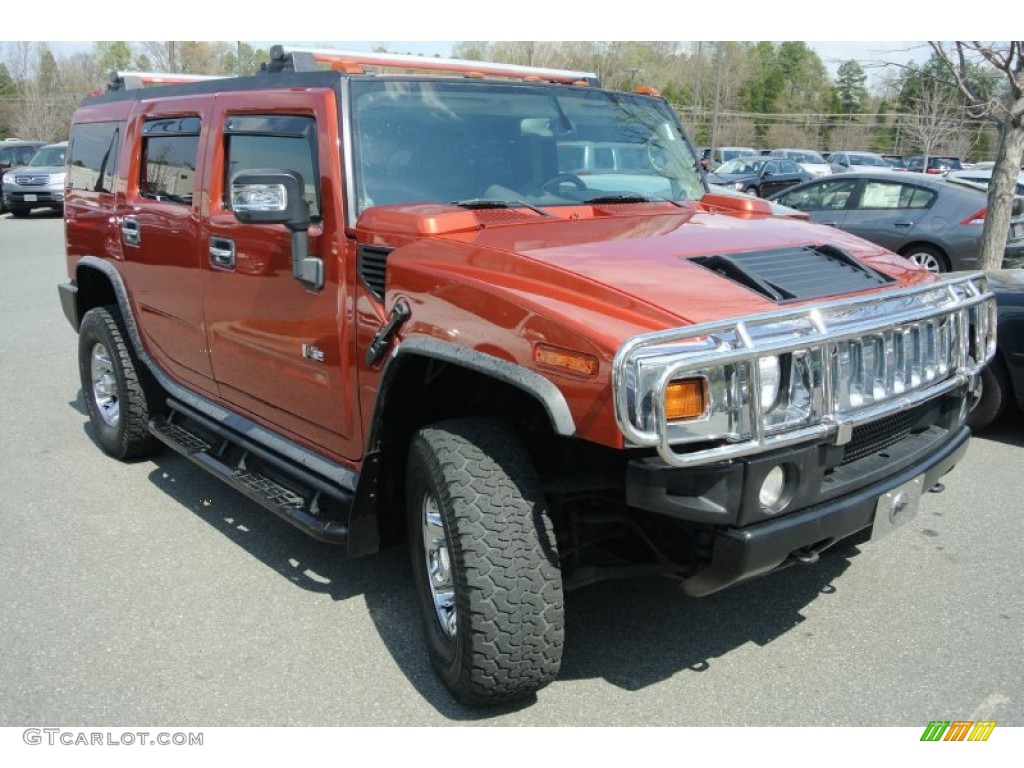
[69,122,122,193]
[858,182,935,210]
[223,115,320,219]
[0,148,10,166]
[779,179,858,211]
[904,185,936,209]
[140,117,201,205]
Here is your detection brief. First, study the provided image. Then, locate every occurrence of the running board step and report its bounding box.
[149,414,350,544]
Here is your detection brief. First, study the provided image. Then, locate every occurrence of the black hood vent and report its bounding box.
[690,244,895,304]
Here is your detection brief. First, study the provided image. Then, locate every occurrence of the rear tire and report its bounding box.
[407,418,564,705]
[78,306,164,459]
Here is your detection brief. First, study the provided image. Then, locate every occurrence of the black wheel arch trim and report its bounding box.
[65,256,359,493]
[378,336,578,441]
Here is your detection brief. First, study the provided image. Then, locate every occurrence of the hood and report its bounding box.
[382,203,929,344]
[8,164,65,176]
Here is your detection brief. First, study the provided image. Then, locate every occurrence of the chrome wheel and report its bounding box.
[906,250,944,273]
[421,492,457,638]
[89,342,120,427]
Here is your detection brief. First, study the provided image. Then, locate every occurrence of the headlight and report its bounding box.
[50,173,66,184]
[733,182,745,190]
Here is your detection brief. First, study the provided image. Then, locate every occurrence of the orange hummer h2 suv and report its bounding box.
[59,46,996,705]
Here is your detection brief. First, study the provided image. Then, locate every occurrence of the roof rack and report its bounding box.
[108,71,234,92]
[265,45,601,87]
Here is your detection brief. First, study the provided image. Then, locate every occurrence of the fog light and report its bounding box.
[759,465,789,513]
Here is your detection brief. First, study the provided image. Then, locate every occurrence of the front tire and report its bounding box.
[967,357,1011,432]
[78,306,164,459]
[407,418,564,705]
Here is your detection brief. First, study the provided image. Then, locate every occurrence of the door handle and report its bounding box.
[121,216,140,247]
[893,221,914,228]
[210,237,236,269]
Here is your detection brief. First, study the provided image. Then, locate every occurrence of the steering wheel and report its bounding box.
[646,139,671,175]
[542,173,587,194]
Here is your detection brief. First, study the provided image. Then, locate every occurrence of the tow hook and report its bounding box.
[791,547,820,565]
[929,482,945,494]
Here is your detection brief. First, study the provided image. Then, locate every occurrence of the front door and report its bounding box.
[201,91,361,461]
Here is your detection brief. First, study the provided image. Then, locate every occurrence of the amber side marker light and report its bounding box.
[665,378,707,421]
[533,344,599,376]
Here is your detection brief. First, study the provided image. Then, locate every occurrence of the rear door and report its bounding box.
[118,102,216,391]
[840,179,937,252]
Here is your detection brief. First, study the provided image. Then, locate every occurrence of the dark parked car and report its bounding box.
[768,171,1024,273]
[0,139,45,213]
[705,156,811,197]
[882,154,909,171]
[958,270,1024,431]
[907,155,964,174]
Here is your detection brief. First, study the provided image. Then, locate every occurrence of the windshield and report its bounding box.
[849,153,887,167]
[29,146,66,166]
[714,157,764,175]
[350,80,703,215]
[785,150,825,164]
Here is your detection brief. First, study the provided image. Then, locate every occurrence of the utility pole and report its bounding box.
[709,42,723,158]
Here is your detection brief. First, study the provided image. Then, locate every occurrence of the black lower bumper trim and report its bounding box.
[680,426,970,596]
[58,281,79,331]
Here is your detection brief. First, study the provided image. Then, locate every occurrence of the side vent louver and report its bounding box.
[358,245,392,302]
[690,244,895,304]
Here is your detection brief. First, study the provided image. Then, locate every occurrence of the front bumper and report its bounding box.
[625,385,971,596]
[676,425,968,596]
[3,189,64,208]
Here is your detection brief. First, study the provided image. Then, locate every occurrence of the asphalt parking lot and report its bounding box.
[1,210,1022,727]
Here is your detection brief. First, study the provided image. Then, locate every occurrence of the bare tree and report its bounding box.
[929,42,1024,270]
[900,76,961,166]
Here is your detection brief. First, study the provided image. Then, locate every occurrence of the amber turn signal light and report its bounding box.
[533,344,599,376]
[665,379,707,421]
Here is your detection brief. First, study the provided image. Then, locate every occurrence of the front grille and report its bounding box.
[14,175,49,186]
[841,403,929,465]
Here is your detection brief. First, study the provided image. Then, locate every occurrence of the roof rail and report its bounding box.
[265,45,601,86]
[108,71,234,92]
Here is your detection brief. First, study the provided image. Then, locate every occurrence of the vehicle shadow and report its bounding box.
[558,548,854,692]
[130,442,859,721]
[971,406,1024,447]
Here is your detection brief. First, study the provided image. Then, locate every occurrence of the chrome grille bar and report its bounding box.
[612,272,995,468]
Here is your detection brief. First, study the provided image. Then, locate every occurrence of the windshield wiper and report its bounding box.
[583,194,684,207]
[450,198,554,218]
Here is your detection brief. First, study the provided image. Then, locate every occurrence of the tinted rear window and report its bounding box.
[69,123,122,193]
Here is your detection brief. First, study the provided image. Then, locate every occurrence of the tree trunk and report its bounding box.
[979,100,1024,271]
